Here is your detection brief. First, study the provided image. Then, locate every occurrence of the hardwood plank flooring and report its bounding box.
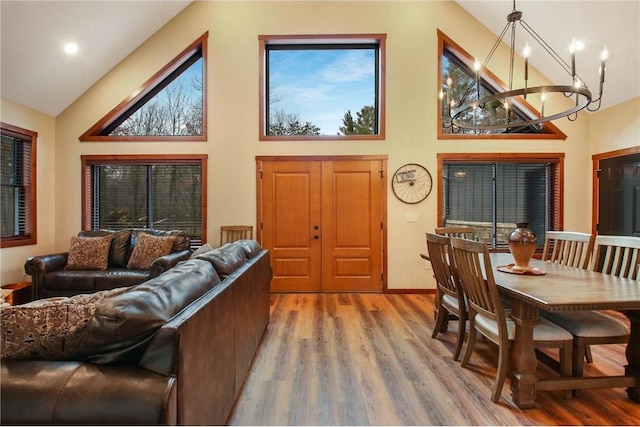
[227,294,640,425]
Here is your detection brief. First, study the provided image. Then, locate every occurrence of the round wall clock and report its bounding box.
[391,163,433,204]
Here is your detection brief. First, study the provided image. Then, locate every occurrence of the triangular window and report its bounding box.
[80,32,207,141]
[437,30,565,139]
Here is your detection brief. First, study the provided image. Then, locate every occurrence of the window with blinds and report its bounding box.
[440,154,563,249]
[82,155,207,247]
[1,123,37,248]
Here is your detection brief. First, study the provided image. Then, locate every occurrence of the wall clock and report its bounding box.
[391,163,433,204]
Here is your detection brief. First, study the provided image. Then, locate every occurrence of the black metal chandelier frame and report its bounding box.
[443,0,607,132]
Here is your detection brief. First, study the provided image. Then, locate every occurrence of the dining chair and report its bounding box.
[220,225,253,245]
[426,233,467,361]
[543,234,638,378]
[419,226,476,262]
[542,231,595,270]
[540,231,596,362]
[435,226,476,240]
[450,237,573,403]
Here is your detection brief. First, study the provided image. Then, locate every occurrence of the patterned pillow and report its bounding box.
[64,235,112,270]
[126,233,176,270]
[1,287,132,360]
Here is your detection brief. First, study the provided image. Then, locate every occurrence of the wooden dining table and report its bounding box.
[489,252,640,409]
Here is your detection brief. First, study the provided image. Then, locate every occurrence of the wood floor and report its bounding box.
[227,293,640,425]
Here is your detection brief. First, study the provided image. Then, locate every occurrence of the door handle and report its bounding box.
[313,234,320,239]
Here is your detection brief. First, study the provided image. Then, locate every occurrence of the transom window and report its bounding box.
[80,32,208,141]
[438,153,564,250]
[82,155,207,247]
[260,34,386,140]
[1,122,37,248]
[437,30,565,139]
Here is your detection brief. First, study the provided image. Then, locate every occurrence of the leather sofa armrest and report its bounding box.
[24,253,68,300]
[1,360,177,425]
[149,250,192,278]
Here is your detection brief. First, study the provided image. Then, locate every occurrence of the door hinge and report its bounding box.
[380,170,384,178]
[259,169,263,179]
[596,169,602,178]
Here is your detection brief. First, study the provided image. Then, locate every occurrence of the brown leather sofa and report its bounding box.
[2,240,272,425]
[24,228,192,300]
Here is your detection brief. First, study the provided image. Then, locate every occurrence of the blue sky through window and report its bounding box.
[268,48,376,135]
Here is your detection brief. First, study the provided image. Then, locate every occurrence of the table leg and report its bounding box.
[509,299,539,409]
[624,310,640,402]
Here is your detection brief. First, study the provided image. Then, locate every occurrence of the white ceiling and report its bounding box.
[1,0,191,117]
[1,1,638,117]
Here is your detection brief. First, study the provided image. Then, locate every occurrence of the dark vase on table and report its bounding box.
[508,222,537,272]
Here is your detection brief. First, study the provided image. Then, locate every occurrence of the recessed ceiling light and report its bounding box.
[64,42,79,55]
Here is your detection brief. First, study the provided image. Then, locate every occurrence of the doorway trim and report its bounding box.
[592,145,640,235]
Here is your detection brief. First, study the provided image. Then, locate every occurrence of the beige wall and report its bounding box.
[589,97,640,155]
[3,1,636,289]
[0,98,57,284]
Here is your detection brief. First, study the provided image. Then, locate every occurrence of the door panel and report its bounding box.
[259,157,386,293]
[321,160,383,292]
[599,154,640,236]
[260,161,322,292]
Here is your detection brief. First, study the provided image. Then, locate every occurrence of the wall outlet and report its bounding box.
[406,213,418,223]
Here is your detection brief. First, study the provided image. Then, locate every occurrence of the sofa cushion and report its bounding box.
[190,243,214,259]
[64,235,112,271]
[79,229,132,268]
[196,244,247,277]
[85,259,218,364]
[234,239,262,259]
[0,287,132,360]
[127,233,176,270]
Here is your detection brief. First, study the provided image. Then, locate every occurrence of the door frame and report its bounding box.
[592,145,640,235]
[256,154,389,292]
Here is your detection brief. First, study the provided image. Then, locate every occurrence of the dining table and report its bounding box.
[489,252,640,409]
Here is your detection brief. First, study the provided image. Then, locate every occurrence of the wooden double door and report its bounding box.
[257,156,387,292]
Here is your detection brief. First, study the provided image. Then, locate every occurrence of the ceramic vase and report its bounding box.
[508,222,537,271]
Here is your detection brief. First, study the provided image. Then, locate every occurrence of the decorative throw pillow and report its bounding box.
[190,243,214,259]
[64,235,112,271]
[126,233,176,270]
[1,286,132,360]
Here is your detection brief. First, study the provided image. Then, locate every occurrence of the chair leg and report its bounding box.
[492,341,509,403]
[452,311,466,362]
[432,305,448,339]
[585,344,594,363]
[461,321,477,368]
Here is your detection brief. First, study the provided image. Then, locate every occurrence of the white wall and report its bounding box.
[3,1,636,289]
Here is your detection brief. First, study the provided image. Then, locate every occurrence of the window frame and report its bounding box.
[437,30,566,140]
[0,122,37,248]
[81,154,208,246]
[80,32,208,142]
[437,152,564,252]
[259,34,386,141]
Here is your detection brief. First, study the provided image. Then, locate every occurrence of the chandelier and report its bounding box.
[440,0,608,132]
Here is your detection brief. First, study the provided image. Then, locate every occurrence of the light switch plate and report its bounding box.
[406,213,418,223]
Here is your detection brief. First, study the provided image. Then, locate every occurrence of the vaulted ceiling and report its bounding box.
[1,1,638,117]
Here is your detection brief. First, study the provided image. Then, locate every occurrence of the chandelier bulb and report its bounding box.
[446,76,453,87]
[523,44,531,58]
[439,90,444,100]
[600,47,609,61]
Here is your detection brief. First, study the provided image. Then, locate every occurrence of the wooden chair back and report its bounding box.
[591,235,640,280]
[542,231,595,269]
[220,225,253,245]
[435,226,475,240]
[450,238,506,332]
[425,233,459,301]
